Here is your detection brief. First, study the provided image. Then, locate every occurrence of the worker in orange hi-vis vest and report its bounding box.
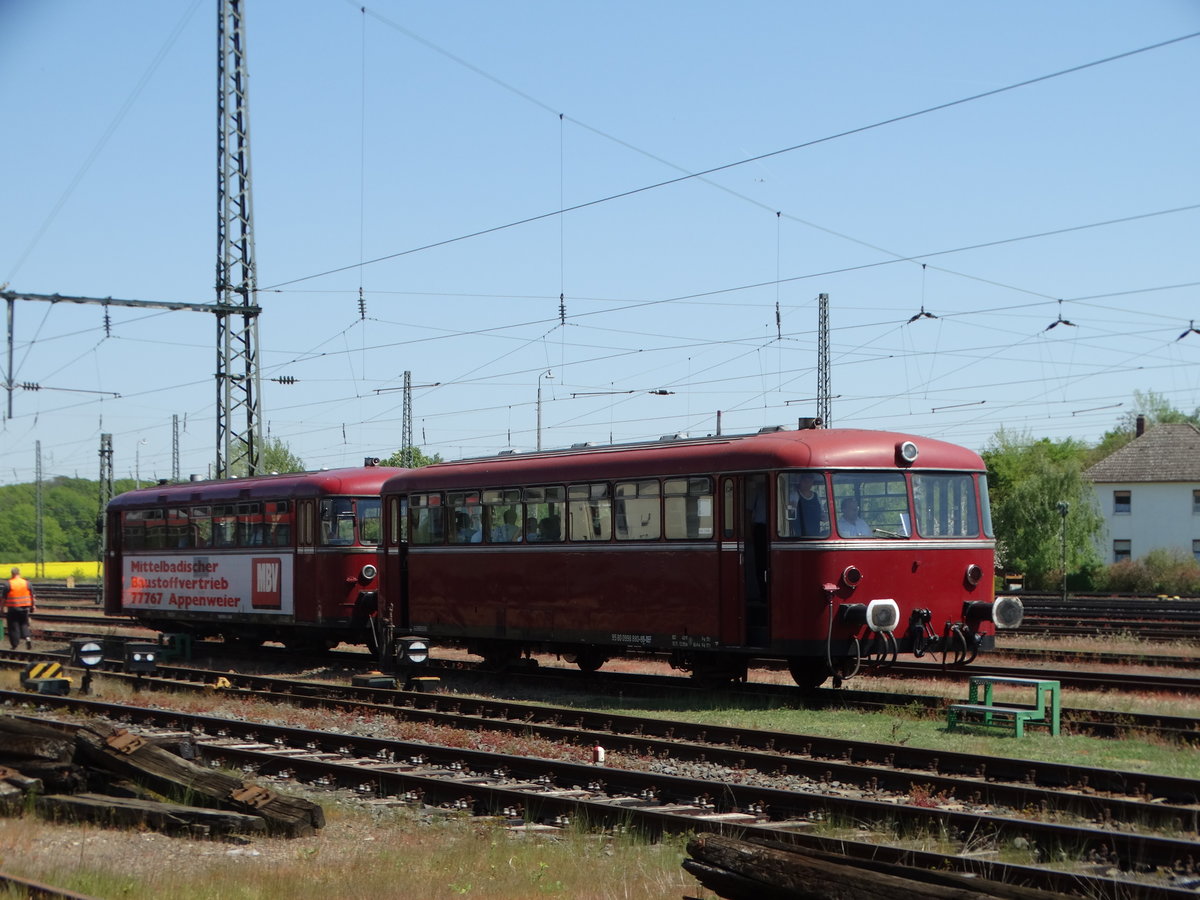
[3,566,35,650]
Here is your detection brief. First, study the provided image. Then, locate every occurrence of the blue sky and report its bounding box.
[1,0,1197,484]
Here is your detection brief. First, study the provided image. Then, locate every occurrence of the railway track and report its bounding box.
[3,686,1198,898]
[5,635,1199,743]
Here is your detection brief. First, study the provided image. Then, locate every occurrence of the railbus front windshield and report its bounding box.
[776,469,987,541]
[318,497,381,546]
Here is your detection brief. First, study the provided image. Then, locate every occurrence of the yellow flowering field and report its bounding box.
[7,561,102,581]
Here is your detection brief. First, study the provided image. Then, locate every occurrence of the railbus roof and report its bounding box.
[383,428,984,494]
[108,466,405,509]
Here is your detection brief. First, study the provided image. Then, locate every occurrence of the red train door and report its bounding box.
[743,473,771,647]
[294,499,317,620]
[718,475,772,648]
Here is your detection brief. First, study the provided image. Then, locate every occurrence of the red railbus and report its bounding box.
[380,426,1020,687]
[104,466,403,650]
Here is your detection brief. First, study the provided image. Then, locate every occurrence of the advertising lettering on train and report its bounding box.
[122,556,294,615]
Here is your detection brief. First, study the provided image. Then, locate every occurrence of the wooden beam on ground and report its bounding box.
[74,727,323,837]
[684,834,1064,900]
[35,793,266,837]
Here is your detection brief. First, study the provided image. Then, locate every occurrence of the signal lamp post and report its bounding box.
[536,370,553,451]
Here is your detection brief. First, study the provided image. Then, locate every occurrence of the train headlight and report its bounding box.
[896,440,919,466]
[123,642,158,674]
[865,598,899,633]
[964,563,984,587]
[360,564,378,582]
[841,565,863,588]
[962,596,1024,630]
[991,596,1024,630]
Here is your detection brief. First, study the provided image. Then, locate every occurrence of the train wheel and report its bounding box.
[573,650,608,673]
[788,658,830,691]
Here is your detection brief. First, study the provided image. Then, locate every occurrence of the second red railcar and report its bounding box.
[379,426,1020,687]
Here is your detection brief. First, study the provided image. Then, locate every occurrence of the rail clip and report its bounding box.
[105,729,147,755]
[231,783,274,808]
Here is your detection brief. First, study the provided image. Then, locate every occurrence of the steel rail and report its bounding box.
[3,692,1196,897]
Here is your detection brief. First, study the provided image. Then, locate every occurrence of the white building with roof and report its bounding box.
[1084,421,1200,563]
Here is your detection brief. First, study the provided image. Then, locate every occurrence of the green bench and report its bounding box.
[947,676,1061,737]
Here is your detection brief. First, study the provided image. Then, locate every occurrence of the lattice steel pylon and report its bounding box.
[97,433,113,577]
[401,371,414,468]
[215,0,262,478]
[817,293,831,427]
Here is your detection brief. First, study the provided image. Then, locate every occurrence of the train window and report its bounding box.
[121,510,148,551]
[978,476,994,538]
[320,498,356,545]
[777,472,830,539]
[447,491,483,544]
[167,507,191,549]
[237,502,264,546]
[568,483,611,541]
[143,509,167,550]
[912,473,979,538]
[213,505,238,548]
[192,506,213,548]
[1113,490,1131,515]
[483,488,522,543]
[297,501,314,546]
[615,480,660,541]
[409,493,444,545]
[831,473,909,539]
[723,479,735,539]
[358,497,382,545]
[265,500,292,546]
[524,485,564,542]
[664,477,713,539]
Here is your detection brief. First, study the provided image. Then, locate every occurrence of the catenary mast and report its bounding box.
[215,0,263,477]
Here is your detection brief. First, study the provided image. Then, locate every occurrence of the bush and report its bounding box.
[1097,548,1200,596]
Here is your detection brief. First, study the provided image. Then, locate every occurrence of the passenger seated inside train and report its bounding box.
[837,497,872,537]
[537,515,561,542]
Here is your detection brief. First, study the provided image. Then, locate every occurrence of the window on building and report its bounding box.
[1193,540,1200,564]
[1113,539,1131,563]
[1113,490,1131,515]
[1193,490,1200,515]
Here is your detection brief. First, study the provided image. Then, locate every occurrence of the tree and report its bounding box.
[982,428,1103,589]
[260,437,305,474]
[380,447,443,468]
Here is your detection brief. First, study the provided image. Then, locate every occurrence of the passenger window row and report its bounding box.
[406,477,714,546]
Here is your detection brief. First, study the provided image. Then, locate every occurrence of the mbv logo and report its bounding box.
[251,558,282,609]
